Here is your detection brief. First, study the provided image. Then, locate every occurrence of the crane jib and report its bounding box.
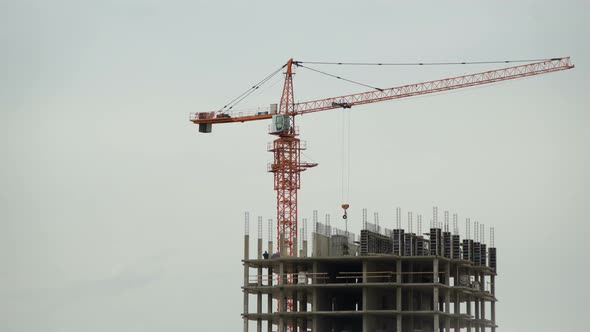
[191,57,573,128]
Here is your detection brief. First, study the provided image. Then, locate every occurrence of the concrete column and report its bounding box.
[454,292,461,332]
[434,313,440,332]
[433,259,439,332]
[302,240,308,257]
[278,262,285,332]
[292,266,298,332]
[474,272,480,332]
[491,275,496,332]
[267,266,273,332]
[268,239,274,332]
[454,264,460,332]
[244,234,250,332]
[434,258,439,284]
[466,289,472,332]
[257,238,262,259]
[278,317,284,332]
[312,262,319,332]
[257,238,263,332]
[299,290,307,332]
[408,261,414,332]
[445,262,451,332]
[362,260,369,332]
[396,259,402,332]
[480,272,486,332]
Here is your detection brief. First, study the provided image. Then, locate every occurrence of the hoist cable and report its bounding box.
[341,107,351,206]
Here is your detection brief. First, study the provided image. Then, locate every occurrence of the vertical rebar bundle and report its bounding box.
[433,206,439,229]
[417,214,423,235]
[374,212,379,232]
[245,212,250,236]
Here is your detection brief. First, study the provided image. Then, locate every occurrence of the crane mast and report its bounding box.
[191,57,574,258]
[269,58,317,256]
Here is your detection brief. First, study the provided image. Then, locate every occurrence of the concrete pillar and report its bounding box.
[302,240,308,257]
[267,266,273,332]
[299,289,307,332]
[433,259,439,332]
[434,314,440,332]
[257,238,263,332]
[454,292,461,332]
[312,262,319,332]
[396,259,402,332]
[466,289,472,332]
[278,262,285,332]
[474,272,480,332]
[244,234,250,332]
[362,260,369,332]
[480,272,486,332]
[445,262,451,332]
[257,237,262,259]
[434,259,439,284]
[278,317,284,332]
[454,264,460,332]
[491,274,496,332]
[408,261,414,332]
[292,266,298,332]
[268,239,274,332]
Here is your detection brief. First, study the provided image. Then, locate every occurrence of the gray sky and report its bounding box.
[1,0,589,331]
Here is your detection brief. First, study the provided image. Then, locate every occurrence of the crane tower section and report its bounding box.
[269,59,317,256]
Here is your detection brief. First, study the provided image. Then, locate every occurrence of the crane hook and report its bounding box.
[342,203,349,220]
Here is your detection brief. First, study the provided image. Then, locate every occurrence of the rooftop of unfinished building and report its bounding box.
[243,207,496,246]
[242,207,498,276]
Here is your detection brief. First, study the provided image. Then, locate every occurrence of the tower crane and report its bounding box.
[191,57,573,258]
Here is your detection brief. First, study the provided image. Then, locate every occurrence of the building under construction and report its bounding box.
[242,208,497,332]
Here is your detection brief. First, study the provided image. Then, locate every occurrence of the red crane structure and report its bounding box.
[191,57,573,258]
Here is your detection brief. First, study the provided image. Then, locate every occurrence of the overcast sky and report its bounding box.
[1,1,589,331]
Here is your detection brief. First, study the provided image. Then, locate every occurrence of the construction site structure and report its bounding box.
[242,208,497,332]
